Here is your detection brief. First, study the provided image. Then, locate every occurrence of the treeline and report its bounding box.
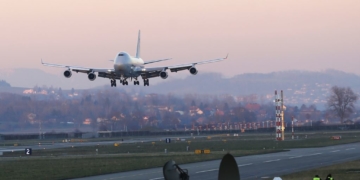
[0,88,358,132]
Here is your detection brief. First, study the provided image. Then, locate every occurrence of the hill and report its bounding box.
[1,68,360,107]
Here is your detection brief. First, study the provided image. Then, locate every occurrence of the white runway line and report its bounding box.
[238,163,253,167]
[149,177,163,180]
[196,169,218,173]
[331,150,340,153]
[346,148,355,150]
[264,159,281,163]
[289,156,302,159]
[0,149,24,152]
[307,153,322,156]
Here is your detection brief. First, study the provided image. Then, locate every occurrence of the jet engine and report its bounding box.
[88,72,96,81]
[64,70,72,78]
[159,71,168,79]
[189,67,198,75]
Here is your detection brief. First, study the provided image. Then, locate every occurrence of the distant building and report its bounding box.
[245,103,261,112]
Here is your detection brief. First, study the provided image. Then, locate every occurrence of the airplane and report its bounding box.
[41,31,227,87]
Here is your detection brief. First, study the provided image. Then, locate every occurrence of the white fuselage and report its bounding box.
[114,52,144,77]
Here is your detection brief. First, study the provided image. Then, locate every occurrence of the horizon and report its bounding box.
[1,68,360,89]
[1,68,360,111]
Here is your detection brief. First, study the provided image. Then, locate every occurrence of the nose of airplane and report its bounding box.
[114,52,132,73]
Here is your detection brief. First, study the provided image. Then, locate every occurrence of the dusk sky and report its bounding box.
[1,0,359,78]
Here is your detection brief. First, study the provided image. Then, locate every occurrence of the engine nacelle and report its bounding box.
[159,71,168,79]
[189,67,198,75]
[88,72,96,81]
[64,70,72,78]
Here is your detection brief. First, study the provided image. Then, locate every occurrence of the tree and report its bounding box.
[327,86,358,124]
[191,100,196,107]
[0,80,10,87]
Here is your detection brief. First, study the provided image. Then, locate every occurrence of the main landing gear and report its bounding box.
[111,77,141,87]
[122,80,128,86]
[132,77,140,85]
[110,79,116,87]
[143,79,149,86]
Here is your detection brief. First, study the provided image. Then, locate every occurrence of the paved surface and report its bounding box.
[72,142,360,180]
[0,136,199,153]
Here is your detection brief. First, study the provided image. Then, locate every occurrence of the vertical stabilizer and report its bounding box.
[136,30,141,58]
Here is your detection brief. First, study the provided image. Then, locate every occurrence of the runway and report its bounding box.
[0,135,201,153]
[73,142,360,180]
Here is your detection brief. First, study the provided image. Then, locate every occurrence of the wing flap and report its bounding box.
[141,71,161,79]
[134,66,167,72]
[169,66,191,72]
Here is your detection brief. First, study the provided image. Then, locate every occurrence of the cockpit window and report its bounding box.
[118,54,124,56]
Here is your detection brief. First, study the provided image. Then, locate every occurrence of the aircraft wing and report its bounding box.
[144,58,172,65]
[168,56,226,72]
[41,60,115,73]
[137,55,227,78]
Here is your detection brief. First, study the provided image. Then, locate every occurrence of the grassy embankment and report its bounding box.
[282,159,360,180]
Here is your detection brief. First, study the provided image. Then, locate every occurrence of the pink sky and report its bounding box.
[0,0,359,77]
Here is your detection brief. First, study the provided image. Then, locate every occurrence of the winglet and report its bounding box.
[41,58,44,64]
[225,53,229,59]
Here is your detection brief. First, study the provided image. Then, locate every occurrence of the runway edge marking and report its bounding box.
[238,163,253,167]
[264,159,281,163]
[196,169,219,173]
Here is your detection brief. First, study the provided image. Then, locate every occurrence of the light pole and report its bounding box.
[38,120,42,140]
[292,117,294,140]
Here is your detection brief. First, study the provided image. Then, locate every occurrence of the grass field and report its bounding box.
[282,159,360,180]
[1,131,360,179]
[0,150,282,180]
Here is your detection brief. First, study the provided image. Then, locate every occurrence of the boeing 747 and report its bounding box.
[41,31,226,87]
